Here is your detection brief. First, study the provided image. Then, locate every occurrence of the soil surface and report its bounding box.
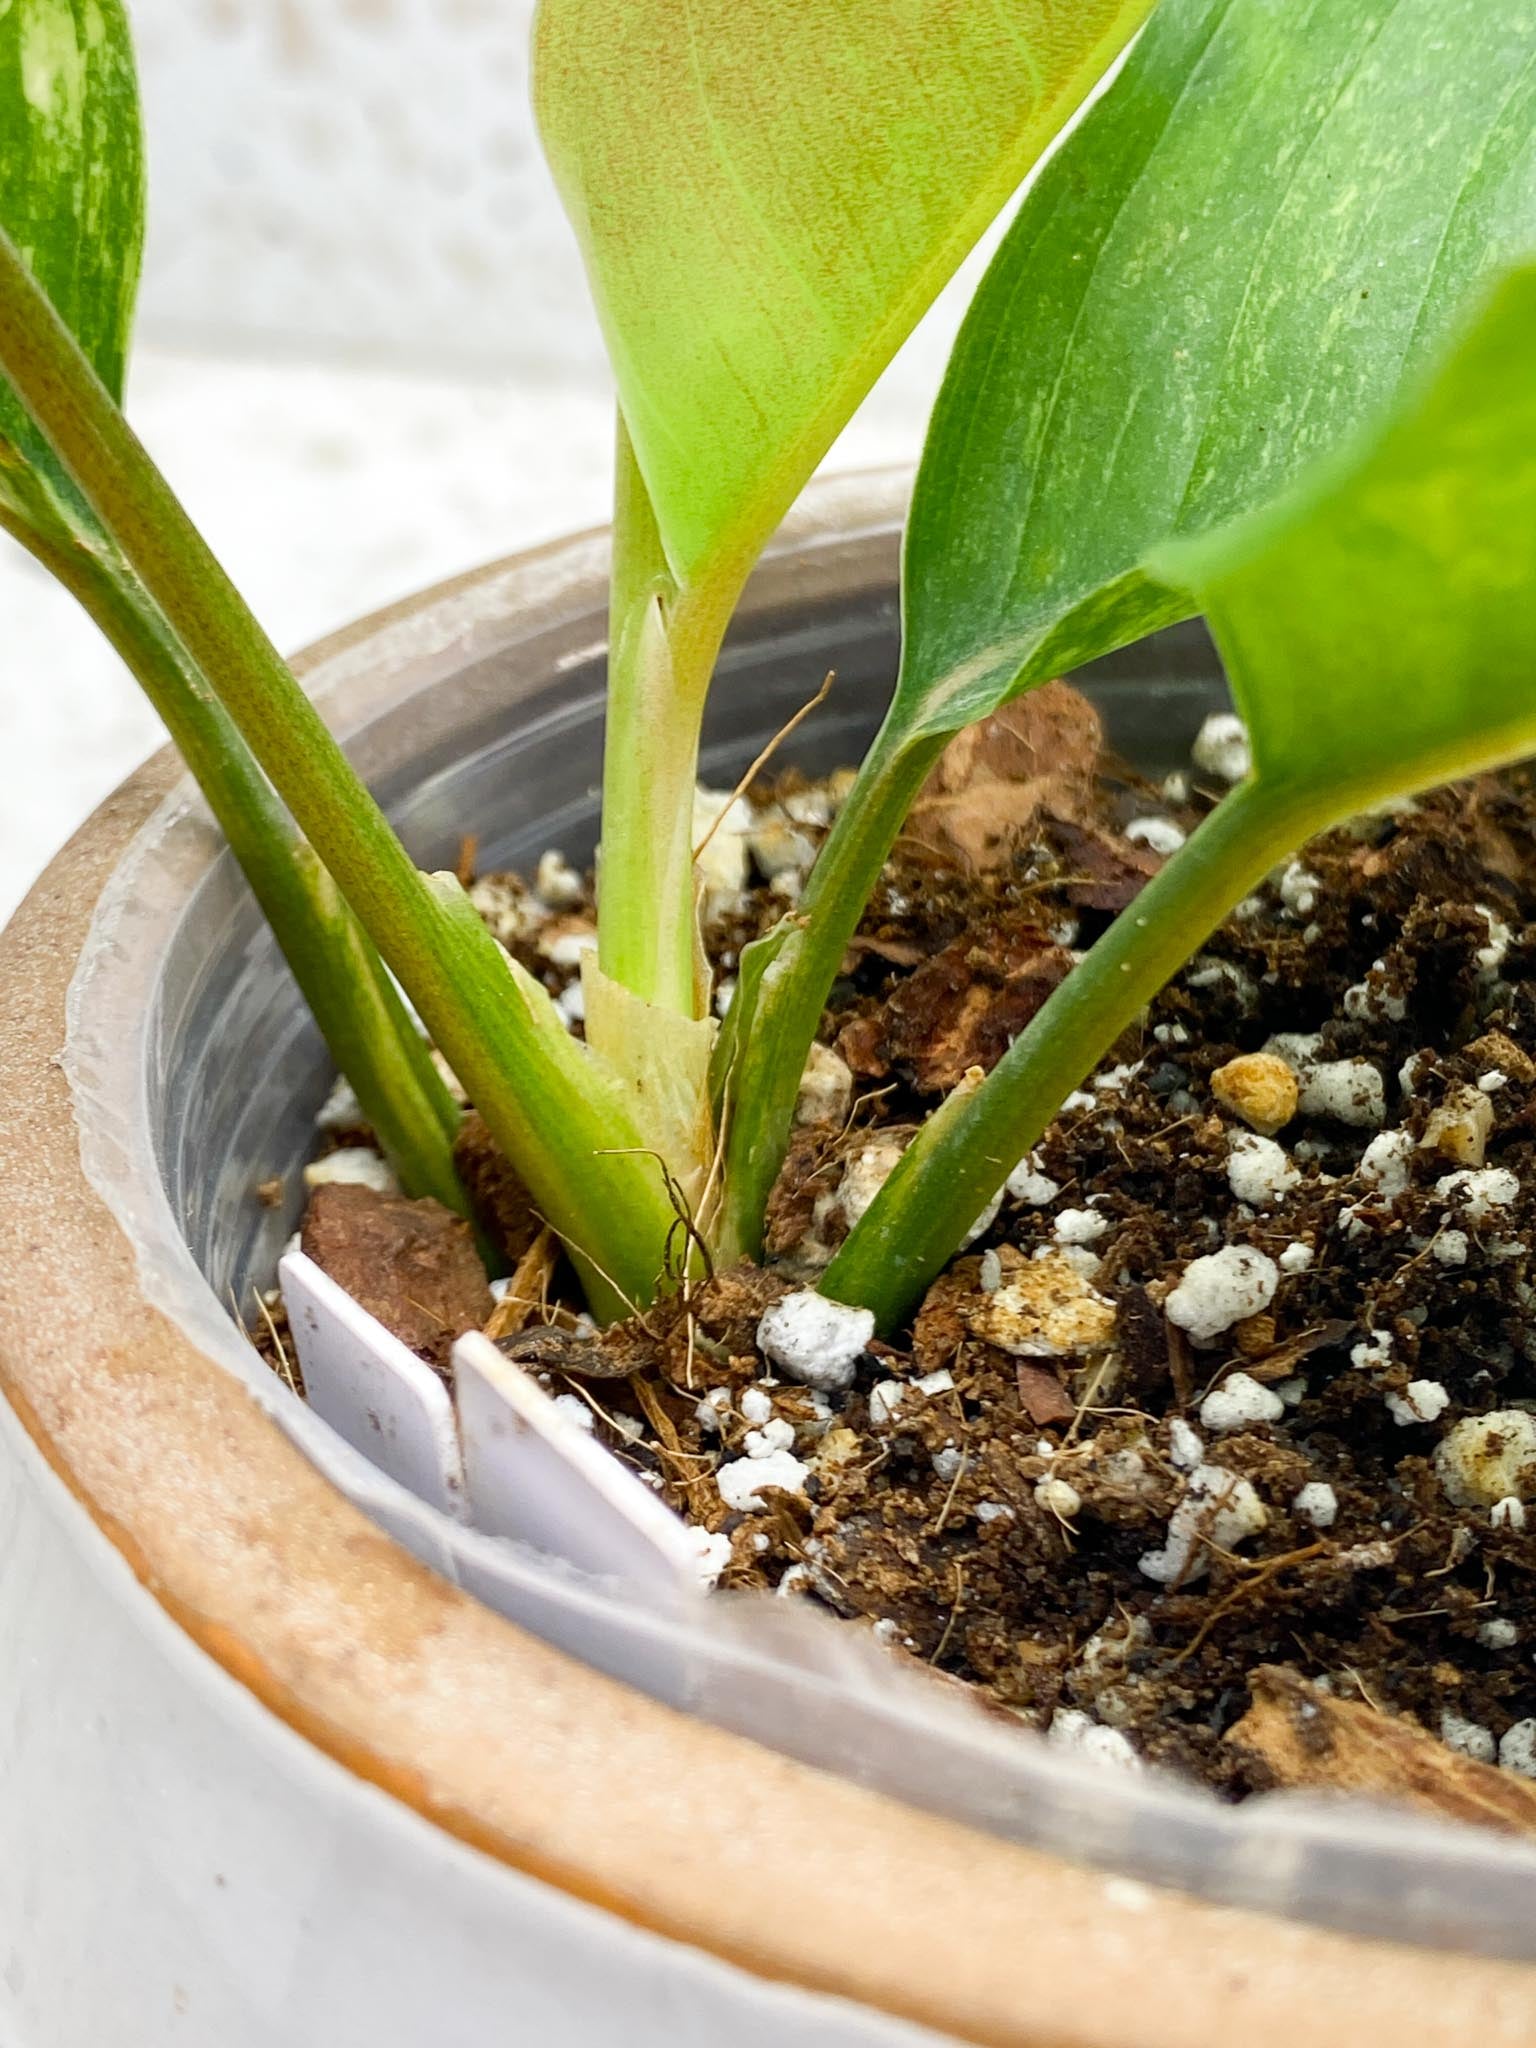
[260,683,1536,1803]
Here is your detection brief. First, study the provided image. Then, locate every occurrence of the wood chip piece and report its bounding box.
[1236,1320,1353,1384]
[1225,1666,1536,1840]
[902,682,1103,871]
[1016,1361,1076,1428]
[484,1225,560,1342]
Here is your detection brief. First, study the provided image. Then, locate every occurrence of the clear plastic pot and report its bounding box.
[51,471,1536,1990]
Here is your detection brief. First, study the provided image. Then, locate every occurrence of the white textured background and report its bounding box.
[0,0,1003,922]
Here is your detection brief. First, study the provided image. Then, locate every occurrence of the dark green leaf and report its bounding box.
[895,0,1536,747]
[1159,263,1536,812]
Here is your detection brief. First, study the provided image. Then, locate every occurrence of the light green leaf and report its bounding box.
[895,0,1536,747]
[824,261,1536,1328]
[1157,263,1536,814]
[0,0,143,539]
[533,0,1154,595]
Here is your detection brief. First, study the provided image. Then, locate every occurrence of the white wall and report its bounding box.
[3,0,1012,919]
[130,0,607,377]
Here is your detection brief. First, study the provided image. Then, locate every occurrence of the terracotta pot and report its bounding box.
[2,474,1535,2047]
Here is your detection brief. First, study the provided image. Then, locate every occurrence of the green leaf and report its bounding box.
[894,0,1536,747]
[0,0,143,539]
[1157,263,1536,814]
[533,0,1155,595]
[824,261,1536,1329]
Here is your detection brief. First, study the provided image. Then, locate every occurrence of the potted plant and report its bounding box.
[6,0,1536,2042]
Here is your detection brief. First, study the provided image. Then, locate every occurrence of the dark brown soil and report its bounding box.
[262,683,1536,1799]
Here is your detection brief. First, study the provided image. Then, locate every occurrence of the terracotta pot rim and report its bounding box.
[2,471,1534,2046]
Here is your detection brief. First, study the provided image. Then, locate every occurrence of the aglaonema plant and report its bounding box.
[5,0,1536,1339]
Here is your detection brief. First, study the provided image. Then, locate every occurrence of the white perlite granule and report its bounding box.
[962,1192,1003,1246]
[1343,970,1407,1025]
[315,1074,365,1131]
[1199,1372,1284,1433]
[868,1380,905,1426]
[833,1139,906,1231]
[1139,1464,1268,1585]
[1291,1481,1338,1529]
[1278,1241,1315,1274]
[691,786,753,915]
[715,1447,809,1513]
[1476,906,1513,973]
[1264,1030,1325,1072]
[1053,1206,1109,1245]
[1191,712,1252,783]
[1499,1720,1536,1779]
[1226,1132,1300,1207]
[1436,1166,1520,1223]
[550,1394,596,1433]
[1034,1476,1082,1520]
[694,1387,730,1433]
[1440,1712,1497,1765]
[1350,1330,1394,1372]
[1124,815,1186,855]
[1165,1246,1279,1345]
[743,1419,796,1460]
[687,1527,733,1592]
[1384,1380,1450,1427]
[1297,1058,1386,1128]
[1277,861,1321,918]
[1046,1709,1142,1771]
[534,849,584,909]
[1435,1410,1536,1508]
[1006,1152,1061,1206]
[302,1147,400,1195]
[756,1291,874,1391]
[1168,1419,1204,1470]
[1359,1128,1414,1199]
[794,1041,854,1128]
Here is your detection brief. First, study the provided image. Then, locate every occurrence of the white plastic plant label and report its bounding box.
[453,1330,700,1601]
[278,1252,700,1602]
[279,1250,467,1518]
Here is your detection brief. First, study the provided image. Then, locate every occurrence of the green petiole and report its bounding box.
[5,507,465,1212]
[822,778,1312,1328]
[714,725,940,1261]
